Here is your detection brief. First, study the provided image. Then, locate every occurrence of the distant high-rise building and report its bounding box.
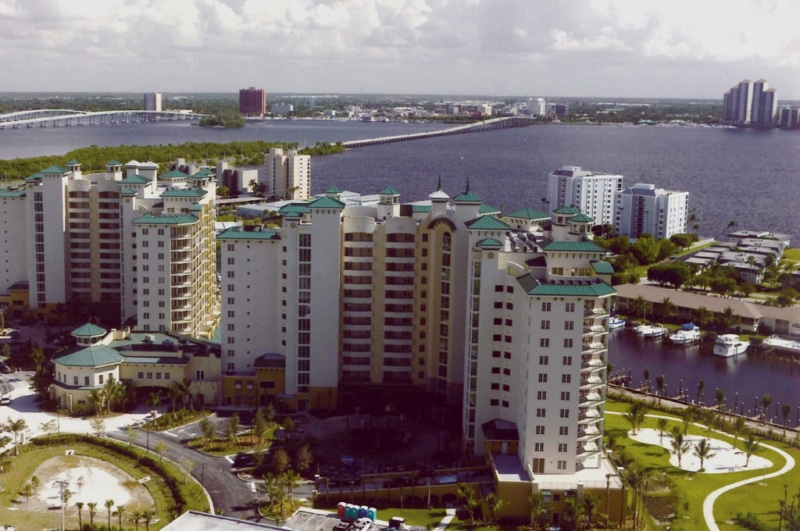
[614,184,689,239]
[547,166,623,227]
[554,102,569,117]
[239,87,266,116]
[270,103,294,116]
[722,79,777,127]
[143,92,162,112]
[528,97,547,116]
[779,107,800,129]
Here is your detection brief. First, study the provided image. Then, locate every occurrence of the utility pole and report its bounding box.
[54,479,69,531]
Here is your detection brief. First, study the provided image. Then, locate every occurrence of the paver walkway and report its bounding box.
[434,509,456,531]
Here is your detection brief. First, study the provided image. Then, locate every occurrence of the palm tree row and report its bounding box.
[77,498,153,530]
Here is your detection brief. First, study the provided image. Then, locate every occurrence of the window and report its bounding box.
[138,372,144,379]
[534,442,544,452]
[99,374,104,384]
[540,338,549,348]
[156,372,162,379]
[562,374,571,383]
[539,355,549,365]
[73,375,78,385]
[147,372,153,379]
[536,408,546,418]
[559,426,569,436]
[491,367,500,374]
[566,302,575,312]
[503,368,511,376]
[562,356,573,366]
[535,425,545,435]
[558,460,567,470]
[84,376,89,386]
[492,350,501,358]
[490,399,499,406]
[196,370,205,380]
[560,409,570,418]
[541,320,550,330]
[561,391,571,400]
[537,390,546,400]
[541,302,551,312]
[538,373,547,383]
[558,443,568,453]
[491,383,500,390]
[564,321,574,330]
[563,338,573,348]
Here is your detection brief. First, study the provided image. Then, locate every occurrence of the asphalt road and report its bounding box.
[108,416,266,523]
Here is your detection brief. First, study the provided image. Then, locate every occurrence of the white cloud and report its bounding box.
[0,0,797,97]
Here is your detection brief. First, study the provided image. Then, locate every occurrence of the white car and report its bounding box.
[0,397,10,405]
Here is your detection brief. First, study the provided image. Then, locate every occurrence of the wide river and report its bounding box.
[2,119,799,419]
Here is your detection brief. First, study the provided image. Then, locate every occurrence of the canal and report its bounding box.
[607,329,800,427]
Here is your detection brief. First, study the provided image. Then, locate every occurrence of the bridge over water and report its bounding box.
[342,116,536,148]
[0,109,206,129]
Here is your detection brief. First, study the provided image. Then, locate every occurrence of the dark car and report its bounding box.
[232,453,257,469]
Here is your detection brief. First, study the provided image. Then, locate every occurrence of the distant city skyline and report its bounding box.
[1,0,798,100]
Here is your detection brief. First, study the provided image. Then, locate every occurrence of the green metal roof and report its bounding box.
[453,192,482,203]
[278,203,310,214]
[592,261,615,274]
[121,188,138,196]
[553,206,580,215]
[72,323,107,337]
[41,165,68,175]
[56,346,124,368]
[478,237,503,249]
[379,187,400,195]
[324,186,343,194]
[507,208,549,220]
[217,227,280,240]
[465,216,510,231]
[106,159,121,166]
[479,203,500,214]
[308,196,345,209]
[543,241,605,252]
[570,213,594,223]
[411,205,431,213]
[160,170,190,179]
[516,275,616,297]
[67,159,81,166]
[161,189,207,198]
[120,174,151,184]
[0,190,25,198]
[25,173,42,182]
[133,213,198,225]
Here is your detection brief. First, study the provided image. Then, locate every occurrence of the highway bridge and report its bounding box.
[342,116,536,148]
[0,109,206,129]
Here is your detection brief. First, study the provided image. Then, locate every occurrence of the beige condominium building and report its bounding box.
[218,186,625,525]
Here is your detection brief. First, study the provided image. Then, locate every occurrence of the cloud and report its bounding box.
[0,0,797,97]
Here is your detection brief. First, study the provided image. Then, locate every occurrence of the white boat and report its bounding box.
[634,323,666,339]
[608,317,625,330]
[668,323,701,345]
[713,334,749,357]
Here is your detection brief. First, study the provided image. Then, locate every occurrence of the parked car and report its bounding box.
[0,397,11,406]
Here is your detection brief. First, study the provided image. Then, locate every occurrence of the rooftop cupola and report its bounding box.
[71,322,107,346]
[324,185,343,202]
[66,160,81,173]
[429,176,450,218]
[377,187,400,219]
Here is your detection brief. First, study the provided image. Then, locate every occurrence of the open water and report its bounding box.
[2,120,800,415]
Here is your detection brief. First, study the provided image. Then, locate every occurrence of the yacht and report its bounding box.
[713,334,749,357]
[608,316,626,330]
[668,323,701,345]
[634,323,666,339]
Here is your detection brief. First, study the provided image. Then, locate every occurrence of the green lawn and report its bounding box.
[606,399,800,530]
[783,248,800,261]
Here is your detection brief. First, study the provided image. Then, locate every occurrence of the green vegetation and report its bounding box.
[592,233,683,285]
[298,141,346,156]
[0,435,208,529]
[198,108,246,128]
[146,409,212,432]
[0,140,299,181]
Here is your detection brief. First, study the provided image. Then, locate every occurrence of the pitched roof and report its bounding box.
[479,203,500,214]
[56,346,123,368]
[67,159,81,166]
[543,241,604,252]
[324,186,343,194]
[591,261,615,274]
[478,237,503,249]
[133,213,198,225]
[72,323,107,337]
[41,165,68,174]
[379,187,400,195]
[570,213,594,223]
[465,216,510,231]
[411,204,431,213]
[120,174,151,184]
[0,190,25,198]
[308,196,345,209]
[254,353,286,369]
[159,170,190,179]
[553,206,580,215]
[161,188,207,198]
[106,159,121,166]
[217,227,280,241]
[453,191,482,203]
[518,276,616,297]
[507,208,549,220]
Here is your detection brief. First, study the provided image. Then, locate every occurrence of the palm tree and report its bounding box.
[6,417,27,455]
[659,297,675,322]
[631,295,649,320]
[761,394,773,424]
[693,438,716,471]
[732,416,747,446]
[529,492,547,530]
[484,492,505,524]
[143,509,155,531]
[105,499,115,530]
[656,418,669,445]
[743,434,760,467]
[624,402,647,435]
[670,429,691,468]
[177,378,192,410]
[117,504,126,530]
[148,391,161,419]
[88,388,105,416]
[782,403,792,436]
[643,368,651,392]
[715,388,726,411]
[563,496,585,530]
[88,502,97,529]
[457,482,479,525]
[655,375,665,403]
[103,375,123,414]
[132,510,142,531]
[583,493,600,528]
[696,380,705,405]
[283,469,302,504]
[75,501,84,530]
[168,382,181,412]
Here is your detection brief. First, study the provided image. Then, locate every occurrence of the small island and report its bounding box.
[199,108,246,128]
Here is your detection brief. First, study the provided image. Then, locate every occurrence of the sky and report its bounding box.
[1,0,798,99]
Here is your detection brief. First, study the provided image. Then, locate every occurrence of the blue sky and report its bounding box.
[1,0,798,99]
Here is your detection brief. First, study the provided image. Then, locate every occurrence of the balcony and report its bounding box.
[579,391,603,405]
[580,375,604,391]
[584,306,608,318]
